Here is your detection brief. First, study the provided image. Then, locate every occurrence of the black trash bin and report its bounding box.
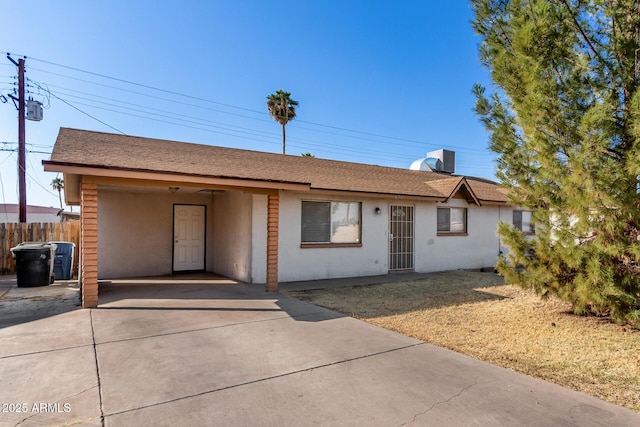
[50,241,75,280]
[10,242,57,287]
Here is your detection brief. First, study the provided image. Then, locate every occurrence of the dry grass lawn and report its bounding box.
[284,271,640,412]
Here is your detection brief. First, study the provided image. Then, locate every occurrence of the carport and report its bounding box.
[43,128,310,308]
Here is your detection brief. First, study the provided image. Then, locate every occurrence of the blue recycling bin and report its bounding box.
[50,241,75,280]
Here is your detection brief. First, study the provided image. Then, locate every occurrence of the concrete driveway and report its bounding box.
[1,277,639,426]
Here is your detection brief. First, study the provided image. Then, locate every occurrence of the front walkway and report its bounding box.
[0,278,638,426]
[279,271,439,291]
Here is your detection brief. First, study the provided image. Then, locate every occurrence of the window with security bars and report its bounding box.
[437,207,467,234]
[301,201,361,244]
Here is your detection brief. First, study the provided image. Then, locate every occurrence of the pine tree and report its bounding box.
[472,0,640,324]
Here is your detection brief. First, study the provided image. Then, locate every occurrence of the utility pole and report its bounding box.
[7,54,26,223]
[17,58,26,223]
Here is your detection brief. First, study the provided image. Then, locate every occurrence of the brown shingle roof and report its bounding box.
[47,128,507,203]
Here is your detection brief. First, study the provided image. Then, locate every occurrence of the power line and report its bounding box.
[9,152,60,199]
[25,86,496,167]
[29,79,125,134]
[1,141,52,149]
[8,54,497,171]
[29,68,268,122]
[40,79,495,159]
[0,152,13,165]
[52,96,489,165]
[26,56,265,115]
[21,56,492,154]
[45,88,451,161]
[0,148,51,155]
[62,99,279,145]
[17,85,496,169]
[47,88,278,139]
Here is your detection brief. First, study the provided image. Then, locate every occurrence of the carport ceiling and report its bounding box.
[97,184,226,195]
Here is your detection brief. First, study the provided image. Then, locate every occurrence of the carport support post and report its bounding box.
[80,182,99,308]
[266,194,279,291]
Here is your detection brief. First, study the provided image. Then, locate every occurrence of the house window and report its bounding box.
[437,207,467,234]
[513,210,534,234]
[301,201,361,245]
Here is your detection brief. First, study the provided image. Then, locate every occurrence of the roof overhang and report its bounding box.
[304,188,447,202]
[43,161,311,204]
[476,200,508,206]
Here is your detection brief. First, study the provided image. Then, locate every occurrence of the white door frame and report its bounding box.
[173,204,206,272]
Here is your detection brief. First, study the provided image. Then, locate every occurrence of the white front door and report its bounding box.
[173,205,206,272]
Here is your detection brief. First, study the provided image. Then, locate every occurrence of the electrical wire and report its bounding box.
[45,88,444,162]
[0,152,13,165]
[48,97,461,164]
[37,81,495,164]
[61,99,279,145]
[47,88,277,139]
[9,152,61,199]
[7,53,499,171]
[27,56,265,115]
[29,68,268,122]
[29,79,125,134]
[0,148,51,155]
[29,80,51,108]
[27,76,493,163]
[23,59,493,154]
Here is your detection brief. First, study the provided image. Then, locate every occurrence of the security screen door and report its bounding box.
[389,205,415,271]
[173,205,205,271]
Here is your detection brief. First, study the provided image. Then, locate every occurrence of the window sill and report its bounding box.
[437,232,468,237]
[300,243,362,249]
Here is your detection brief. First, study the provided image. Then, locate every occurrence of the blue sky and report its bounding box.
[0,1,495,209]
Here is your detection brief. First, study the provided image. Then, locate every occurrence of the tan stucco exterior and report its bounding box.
[97,189,216,279]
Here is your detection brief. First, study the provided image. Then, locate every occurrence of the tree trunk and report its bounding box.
[282,124,286,155]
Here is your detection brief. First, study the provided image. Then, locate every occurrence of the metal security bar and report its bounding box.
[389,205,415,271]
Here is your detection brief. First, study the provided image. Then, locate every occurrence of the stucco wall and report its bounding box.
[498,205,514,256]
[277,192,390,282]
[97,187,512,282]
[275,192,507,282]
[97,190,214,279]
[415,199,503,272]
[250,194,268,284]
[211,190,253,282]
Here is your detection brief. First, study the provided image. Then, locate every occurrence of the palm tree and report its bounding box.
[51,177,64,210]
[267,89,298,154]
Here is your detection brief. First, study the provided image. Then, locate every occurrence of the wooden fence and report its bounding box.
[0,221,80,276]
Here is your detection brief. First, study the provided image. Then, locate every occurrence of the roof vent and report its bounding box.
[428,149,455,174]
[410,149,455,174]
[410,157,437,172]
